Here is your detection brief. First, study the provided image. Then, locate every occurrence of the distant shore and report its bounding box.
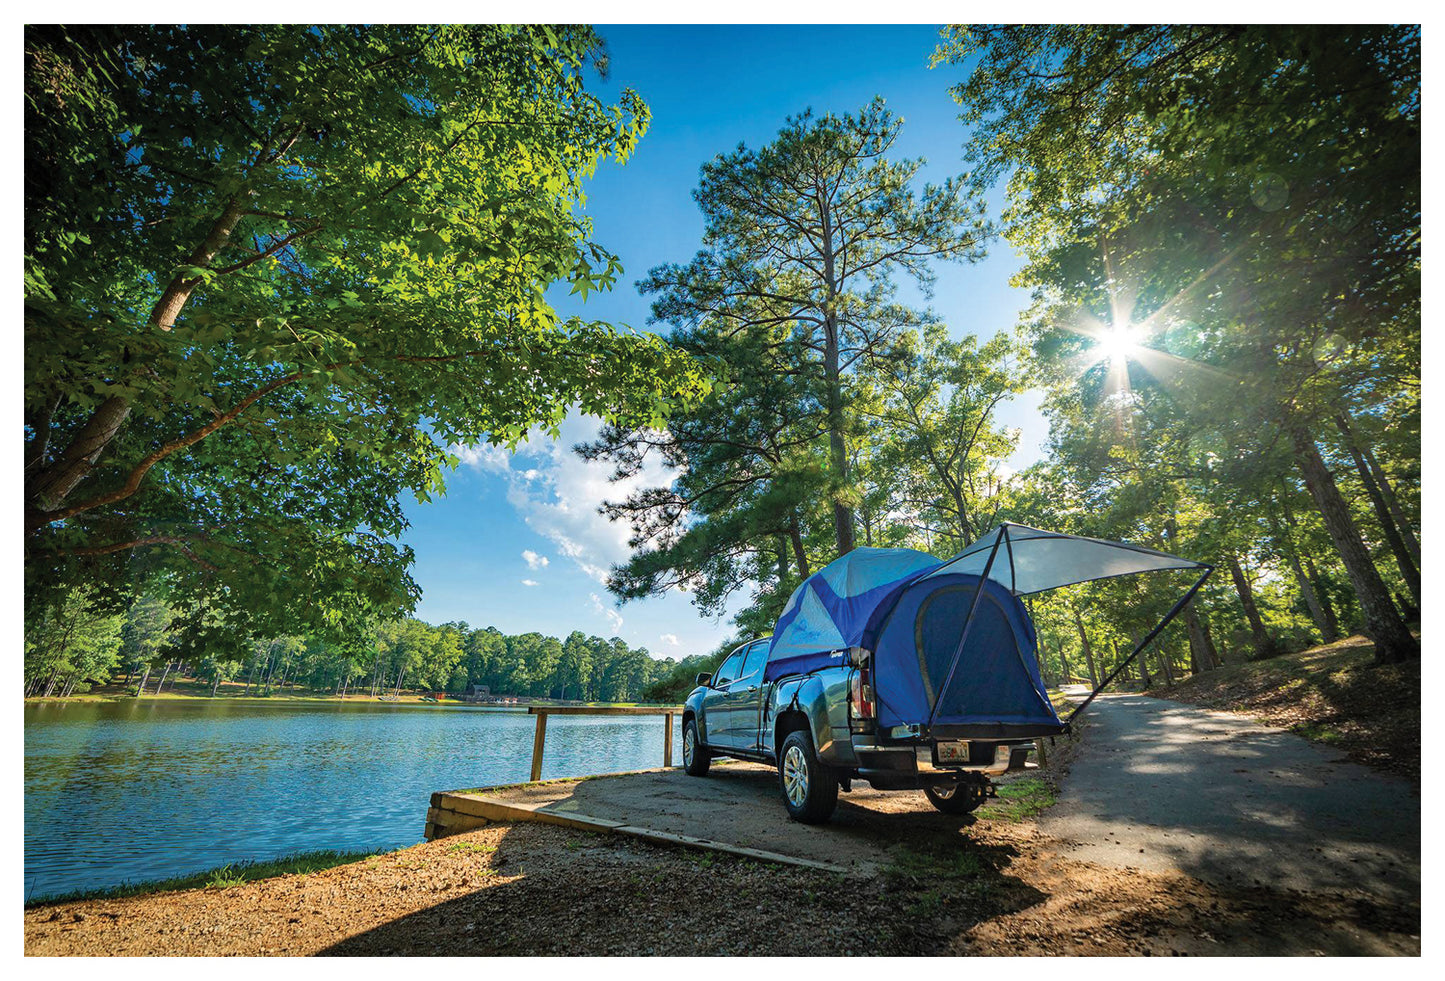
[24,678,660,710]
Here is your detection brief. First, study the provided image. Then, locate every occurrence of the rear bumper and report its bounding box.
[850,739,1034,790]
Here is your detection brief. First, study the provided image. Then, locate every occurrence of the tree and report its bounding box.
[639,98,991,557]
[25,25,708,646]
[25,587,126,697]
[864,327,1024,549]
[938,25,1419,663]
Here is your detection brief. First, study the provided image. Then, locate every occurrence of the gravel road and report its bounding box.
[1041,691,1420,902]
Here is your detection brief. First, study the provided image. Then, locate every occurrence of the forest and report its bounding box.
[24,589,680,702]
[24,26,1419,704]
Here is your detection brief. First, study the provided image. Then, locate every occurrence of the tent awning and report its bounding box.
[923,523,1209,596]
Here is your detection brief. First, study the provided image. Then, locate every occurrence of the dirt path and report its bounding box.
[1041,691,1420,902]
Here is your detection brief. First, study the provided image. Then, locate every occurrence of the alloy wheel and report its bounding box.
[782,744,809,806]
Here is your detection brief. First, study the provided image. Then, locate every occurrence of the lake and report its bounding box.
[24,699,683,902]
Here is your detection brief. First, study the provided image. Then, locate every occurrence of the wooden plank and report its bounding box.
[435,793,626,832]
[529,711,547,782]
[527,705,684,716]
[663,712,674,768]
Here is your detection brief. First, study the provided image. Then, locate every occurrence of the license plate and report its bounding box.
[935,741,968,763]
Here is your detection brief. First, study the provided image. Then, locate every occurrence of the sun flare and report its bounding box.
[1097,324,1141,365]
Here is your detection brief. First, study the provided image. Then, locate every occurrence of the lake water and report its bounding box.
[24,699,683,902]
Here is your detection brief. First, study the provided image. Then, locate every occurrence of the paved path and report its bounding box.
[480,762,983,874]
[1041,692,1420,902]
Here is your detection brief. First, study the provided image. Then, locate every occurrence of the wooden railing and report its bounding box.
[527,705,685,782]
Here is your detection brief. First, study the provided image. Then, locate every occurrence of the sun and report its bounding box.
[1096,324,1141,365]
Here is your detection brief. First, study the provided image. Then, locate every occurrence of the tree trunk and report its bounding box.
[154,660,171,694]
[25,193,254,531]
[1335,414,1420,608]
[1302,555,1342,641]
[822,314,855,557]
[1227,554,1277,659]
[212,671,222,697]
[42,666,61,698]
[1184,603,1216,671]
[1362,445,1420,563]
[1137,644,1152,688]
[1156,643,1174,685]
[1284,545,1336,643]
[1200,619,1223,666]
[788,516,811,578]
[135,664,150,696]
[1289,423,1418,663]
[1073,608,1099,688]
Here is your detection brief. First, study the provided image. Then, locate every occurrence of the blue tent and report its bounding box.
[764,523,1212,735]
[764,546,940,681]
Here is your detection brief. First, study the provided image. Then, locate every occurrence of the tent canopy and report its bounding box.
[924,522,1208,596]
[763,525,1210,708]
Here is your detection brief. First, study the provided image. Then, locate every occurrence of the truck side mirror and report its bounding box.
[695,672,712,687]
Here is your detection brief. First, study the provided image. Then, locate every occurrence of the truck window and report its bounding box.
[736,640,769,683]
[713,648,746,686]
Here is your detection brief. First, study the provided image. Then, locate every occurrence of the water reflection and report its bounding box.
[25,700,683,901]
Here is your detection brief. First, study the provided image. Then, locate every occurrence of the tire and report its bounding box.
[682,717,711,777]
[924,775,988,814]
[778,729,839,824]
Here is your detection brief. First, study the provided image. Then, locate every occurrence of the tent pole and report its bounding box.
[926,526,1007,735]
[1066,565,1213,727]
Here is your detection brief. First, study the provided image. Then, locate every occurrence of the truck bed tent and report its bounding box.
[764,523,1213,734]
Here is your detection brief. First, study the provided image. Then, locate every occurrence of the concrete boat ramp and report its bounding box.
[427,762,989,875]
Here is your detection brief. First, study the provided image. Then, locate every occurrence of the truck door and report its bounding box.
[701,646,747,749]
[722,640,770,752]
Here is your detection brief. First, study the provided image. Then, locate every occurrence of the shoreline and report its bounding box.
[25,691,665,709]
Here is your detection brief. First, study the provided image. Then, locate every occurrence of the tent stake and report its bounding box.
[926,526,1007,735]
[1066,565,1214,727]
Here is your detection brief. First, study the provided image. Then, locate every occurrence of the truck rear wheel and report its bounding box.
[682,718,711,777]
[778,729,839,823]
[924,775,988,814]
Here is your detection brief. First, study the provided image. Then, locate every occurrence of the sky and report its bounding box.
[400,25,1050,660]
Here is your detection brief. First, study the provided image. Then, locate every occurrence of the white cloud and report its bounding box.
[483,410,678,584]
[521,549,549,570]
[449,442,511,474]
[660,633,680,648]
[590,592,624,635]
[521,579,539,587]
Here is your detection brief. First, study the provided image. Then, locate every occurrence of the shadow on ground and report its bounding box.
[1041,692,1420,902]
[317,820,1045,956]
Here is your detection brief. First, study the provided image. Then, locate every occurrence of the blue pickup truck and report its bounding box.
[679,527,1211,823]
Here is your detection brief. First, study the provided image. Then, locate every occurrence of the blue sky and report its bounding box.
[401,24,1049,659]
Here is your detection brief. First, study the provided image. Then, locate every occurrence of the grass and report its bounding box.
[447,840,496,855]
[977,775,1058,822]
[25,849,376,908]
[1150,632,1420,780]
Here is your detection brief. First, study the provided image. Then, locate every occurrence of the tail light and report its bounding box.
[850,664,875,721]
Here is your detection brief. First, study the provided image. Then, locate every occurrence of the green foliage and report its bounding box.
[24,587,126,696]
[24,25,709,648]
[24,594,687,703]
[587,99,997,629]
[931,25,1419,666]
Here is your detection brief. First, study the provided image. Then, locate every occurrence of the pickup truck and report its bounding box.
[680,637,1042,823]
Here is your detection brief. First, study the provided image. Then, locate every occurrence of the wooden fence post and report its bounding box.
[664,712,674,768]
[530,711,548,782]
